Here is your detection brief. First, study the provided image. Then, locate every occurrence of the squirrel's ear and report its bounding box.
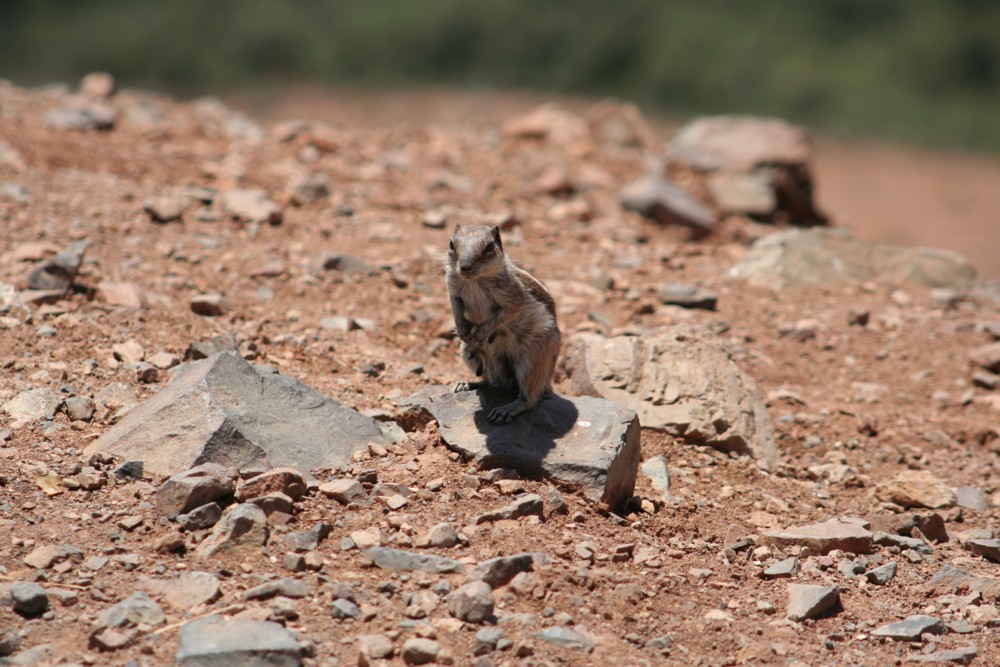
[491,225,502,250]
[453,223,462,233]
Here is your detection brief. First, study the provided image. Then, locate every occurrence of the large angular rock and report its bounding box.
[567,326,776,469]
[666,115,824,224]
[729,228,977,290]
[925,564,1000,599]
[620,173,717,236]
[423,387,639,506]
[138,572,221,610]
[84,352,385,477]
[668,116,812,172]
[764,519,874,555]
[175,616,301,667]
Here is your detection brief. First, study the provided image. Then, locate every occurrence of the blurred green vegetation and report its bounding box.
[2,0,999,150]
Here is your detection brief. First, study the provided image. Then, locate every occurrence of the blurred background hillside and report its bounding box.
[2,0,999,152]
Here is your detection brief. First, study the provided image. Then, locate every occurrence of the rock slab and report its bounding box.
[425,387,640,506]
[729,228,977,290]
[871,615,946,641]
[175,616,301,667]
[765,519,874,556]
[85,351,385,477]
[568,326,776,469]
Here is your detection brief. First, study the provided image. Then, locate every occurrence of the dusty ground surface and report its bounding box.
[1,79,1000,667]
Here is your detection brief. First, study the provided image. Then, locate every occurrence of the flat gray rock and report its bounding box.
[865,561,897,585]
[762,557,799,579]
[765,519,874,556]
[361,547,466,574]
[175,616,301,667]
[909,645,977,665]
[85,351,384,477]
[786,584,839,622]
[620,173,717,236]
[965,538,1000,562]
[97,591,164,630]
[425,387,639,506]
[871,615,946,641]
[536,626,594,652]
[729,228,977,290]
[568,326,776,469]
[925,564,1000,599]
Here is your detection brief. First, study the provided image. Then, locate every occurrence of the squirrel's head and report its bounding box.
[448,224,505,279]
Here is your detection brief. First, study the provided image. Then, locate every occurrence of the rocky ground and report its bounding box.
[1,74,1000,667]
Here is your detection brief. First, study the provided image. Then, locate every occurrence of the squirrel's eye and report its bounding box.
[449,239,455,251]
[484,242,495,254]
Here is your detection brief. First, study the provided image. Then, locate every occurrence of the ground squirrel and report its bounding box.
[446,224,561,423]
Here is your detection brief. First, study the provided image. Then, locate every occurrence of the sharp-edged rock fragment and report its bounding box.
[762,557,799,580]
[729,228,976,290]
[96,591,164,631]
[965,538,1000,563]
[786,584,839,622]
[85,351,385,477]
[26,240,88,293]
[194,503,268,560]
[236,467,308,502]
[474,494,543,524]
[22,544,84,570]
[765,519,873,555]
[155,463,236,519]
[425,388,639,507]
[175,616,301,667]
[620,173,717,236]
[177,502,223,531]
[318,478,370,506]
[567,326,776,468]
[876,470,957,509]
[925,564,1000,599]
[464,554,535,588]
[361,547,465,574]
[871,615,946,641]
[242,577,308,601]
[865,562,897,585]
[138,572,221,610]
